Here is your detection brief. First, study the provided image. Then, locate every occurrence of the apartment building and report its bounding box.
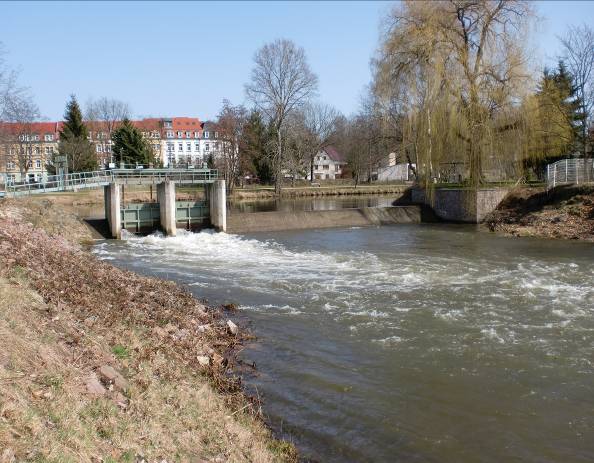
[0,117,224,185]
[0,122,62,185]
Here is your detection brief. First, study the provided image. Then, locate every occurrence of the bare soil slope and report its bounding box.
[484,186,594,241]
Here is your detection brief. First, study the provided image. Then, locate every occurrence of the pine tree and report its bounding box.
[111,119,154,166]
[58,95,97,172]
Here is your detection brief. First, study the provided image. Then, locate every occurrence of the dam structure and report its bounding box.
[103,169,226,239]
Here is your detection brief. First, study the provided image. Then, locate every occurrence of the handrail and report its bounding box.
[3,168,219,197]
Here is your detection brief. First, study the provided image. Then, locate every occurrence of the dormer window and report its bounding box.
[44,134,54,141]
[204,131,209,139]
[194,131,200,138]
[186,131,191,138]
[177,131,183,138]
[164,121,172,128]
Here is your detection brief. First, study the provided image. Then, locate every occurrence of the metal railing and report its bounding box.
[3,168,219,197]
[546,158,594,190]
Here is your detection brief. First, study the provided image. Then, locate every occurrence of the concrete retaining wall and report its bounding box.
[411,187,508,223]
[227,206,421,233]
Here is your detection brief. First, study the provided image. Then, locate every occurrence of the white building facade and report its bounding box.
[309,145,347,180]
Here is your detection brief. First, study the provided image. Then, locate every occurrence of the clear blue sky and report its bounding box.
[1,1,593,121]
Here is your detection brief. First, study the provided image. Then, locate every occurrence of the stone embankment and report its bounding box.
[484,185,594,241]
[0,198,296,462]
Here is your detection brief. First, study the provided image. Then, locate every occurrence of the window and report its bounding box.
[186,131,191,138]
[32,135,39,141]
[166,130,174,138]
[99,132,107,139]
[205,143,210,151]
[6,174,15,184]
[214,132,218,138]
[34,146,40,154]
[323,165,329,170]
[44,134,54,141]
[314,165,319,170]
[323,156,327,160]
[215,142,220,150]
[153,144,160,152]
[35,159,41,169]
[164,121,172,128]
[335,165,339,172]
[167,142,174,151]
[326,174,330,179]
[45,147,51,155]
[204,131,209,139]
[177,131,183,138]
[195,143,200,151]
[7,161,15,170]
[178,143,183,151]
[187,142,191,151]
[96,145,103,153]
[194,131,200,138]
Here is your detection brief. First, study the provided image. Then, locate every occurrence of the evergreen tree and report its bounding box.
[524,61,581,176]
[111,118,154,166]
[58,95,97,172]
[241,110,274,184]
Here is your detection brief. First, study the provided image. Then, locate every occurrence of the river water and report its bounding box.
[93,224,594,462]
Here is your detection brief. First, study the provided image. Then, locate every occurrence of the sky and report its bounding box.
[1,1,593,122]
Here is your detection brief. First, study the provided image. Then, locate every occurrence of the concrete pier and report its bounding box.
[209,179,227,232]
[104,183,121,239]
[157,181,176,236]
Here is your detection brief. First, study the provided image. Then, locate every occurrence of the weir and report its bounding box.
[104,179,226,238]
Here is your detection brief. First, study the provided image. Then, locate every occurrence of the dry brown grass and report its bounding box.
[0,201,297,462]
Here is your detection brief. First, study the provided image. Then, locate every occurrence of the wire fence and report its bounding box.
[546,158,594,190]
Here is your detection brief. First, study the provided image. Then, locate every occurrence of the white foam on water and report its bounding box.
[94,229,594,356]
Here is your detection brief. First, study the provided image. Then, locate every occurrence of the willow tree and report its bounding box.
[373,0,534,188]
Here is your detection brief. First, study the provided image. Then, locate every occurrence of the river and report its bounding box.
[92,223,594,462]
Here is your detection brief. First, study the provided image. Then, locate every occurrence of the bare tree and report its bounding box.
[560,24,594,160]
[8,98,40,180]
[85,96,131,164]
[216,99,248,193]
[0,43,40,182]
[245,38,318,194]
[302,102,340,182]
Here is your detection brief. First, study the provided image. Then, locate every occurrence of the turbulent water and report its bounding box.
[93,225,594,462]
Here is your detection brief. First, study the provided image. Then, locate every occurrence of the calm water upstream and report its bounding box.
[93,224,594,462]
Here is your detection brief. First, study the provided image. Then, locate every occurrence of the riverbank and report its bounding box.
[484,185,594,241]
[0,198,296,462]
[22,183,410,207]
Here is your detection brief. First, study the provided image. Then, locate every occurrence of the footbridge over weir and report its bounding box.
[2,168,226,238]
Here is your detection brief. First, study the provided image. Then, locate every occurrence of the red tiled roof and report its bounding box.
[0,121,63,135]
[172,117,203,133]
[323,145,346,163]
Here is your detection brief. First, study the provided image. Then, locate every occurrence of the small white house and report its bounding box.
[309,145,346,180]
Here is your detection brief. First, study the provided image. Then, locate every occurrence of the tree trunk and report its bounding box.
[310,154,314,183]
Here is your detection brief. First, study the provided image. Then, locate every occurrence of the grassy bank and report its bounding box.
[0,198,296,462]
[484,185,594,241]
